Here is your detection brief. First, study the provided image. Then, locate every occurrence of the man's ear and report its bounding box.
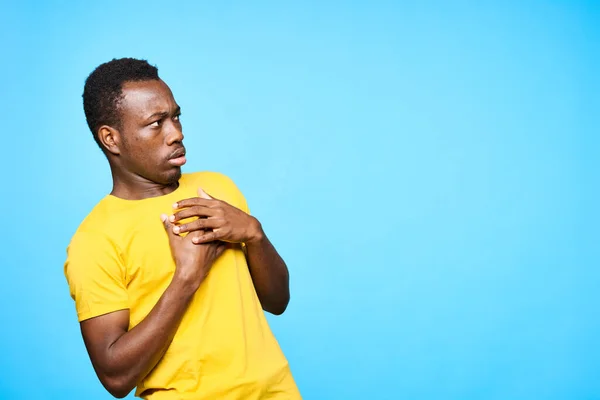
[98,125,121,155]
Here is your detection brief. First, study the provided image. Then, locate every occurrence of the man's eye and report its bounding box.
[173,114,181,121]
[150,120,161,127]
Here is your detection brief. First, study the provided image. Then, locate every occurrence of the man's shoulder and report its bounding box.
[68,196,121,245]
[182,171,248,211]
[182,171,242,196]
[182,171,237,187]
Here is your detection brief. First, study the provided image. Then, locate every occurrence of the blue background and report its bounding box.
[1,1,598,399]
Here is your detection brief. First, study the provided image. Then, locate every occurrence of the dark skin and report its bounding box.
[171,188,290,314]
[80,79,290,398]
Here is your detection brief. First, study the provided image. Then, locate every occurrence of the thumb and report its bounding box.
[198,187,214,200]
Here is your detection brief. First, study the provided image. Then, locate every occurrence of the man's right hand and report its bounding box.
[161,214,225,291]
[79,217,225,398]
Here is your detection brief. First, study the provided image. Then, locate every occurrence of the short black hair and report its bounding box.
[83,58,159,149]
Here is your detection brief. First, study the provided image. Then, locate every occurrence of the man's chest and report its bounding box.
[116,214,176,309]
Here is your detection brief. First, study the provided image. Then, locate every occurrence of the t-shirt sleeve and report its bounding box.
[234,181,250,215]
[207,172,252,252]
[205,171,250,214]
[64,230,129,322]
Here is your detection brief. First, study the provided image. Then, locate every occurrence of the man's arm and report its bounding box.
[79,216,224,398]
[81,279,196,398]
[243,223,291,315]
[172,188,291,315]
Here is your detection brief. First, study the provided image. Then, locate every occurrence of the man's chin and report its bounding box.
[163,167,182,186]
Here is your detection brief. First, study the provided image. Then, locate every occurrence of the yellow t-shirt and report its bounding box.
[64,171,300,400]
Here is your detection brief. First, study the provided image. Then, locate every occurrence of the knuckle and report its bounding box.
[179,210,191,220]
[177,210,189,219]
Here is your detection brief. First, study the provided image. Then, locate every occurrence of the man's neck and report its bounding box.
[110,170,179,200]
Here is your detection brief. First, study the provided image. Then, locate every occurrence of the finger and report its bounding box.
[173,197,216,210]
[192,229,221,244]
[198,187,214,200]
[176,218,223,234]
[170,206,218,222]
[187,230,205,242]
[160,214,179,239]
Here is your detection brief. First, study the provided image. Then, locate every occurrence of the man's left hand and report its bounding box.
[169,188,264,245]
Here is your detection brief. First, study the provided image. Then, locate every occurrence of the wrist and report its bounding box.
[246,217,265,244]
[171,271,203,297]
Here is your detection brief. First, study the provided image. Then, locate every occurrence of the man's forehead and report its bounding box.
[120,80,175,114]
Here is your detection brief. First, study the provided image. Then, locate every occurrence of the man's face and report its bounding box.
[116,79,186,185]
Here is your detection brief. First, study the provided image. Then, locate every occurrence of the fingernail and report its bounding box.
[160,214,167,222]
[173,226,180,234]
[172,203,178,209]
[169,215,175,222]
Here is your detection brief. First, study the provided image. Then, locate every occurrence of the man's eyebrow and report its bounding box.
[145,106,181,121]
[146,111,168,120]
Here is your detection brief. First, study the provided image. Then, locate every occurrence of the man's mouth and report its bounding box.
[168,148,187,167]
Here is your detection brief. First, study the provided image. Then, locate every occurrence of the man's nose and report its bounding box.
[166,122,184,145]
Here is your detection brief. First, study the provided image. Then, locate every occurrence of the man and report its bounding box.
[64,58,301,400]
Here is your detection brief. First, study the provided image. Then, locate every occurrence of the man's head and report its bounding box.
[83,58,186,186]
